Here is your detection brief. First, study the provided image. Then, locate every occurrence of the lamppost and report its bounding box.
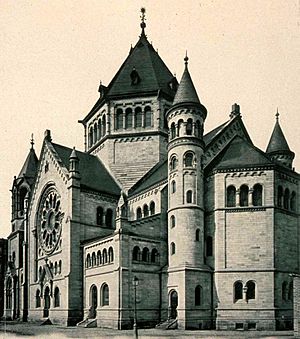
[132,276,139,339]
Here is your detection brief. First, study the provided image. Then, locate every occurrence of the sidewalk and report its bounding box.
[0,321,294,339]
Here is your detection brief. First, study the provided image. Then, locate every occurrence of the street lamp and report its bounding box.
[132,276,139,339]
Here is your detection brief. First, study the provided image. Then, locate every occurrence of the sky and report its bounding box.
[0,0,299,237]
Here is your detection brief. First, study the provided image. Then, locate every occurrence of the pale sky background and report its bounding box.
[0,0,299,238]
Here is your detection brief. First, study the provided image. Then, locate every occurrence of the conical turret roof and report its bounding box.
[173,56,201,106]
[266,114,292,154]
[18,147,38,179]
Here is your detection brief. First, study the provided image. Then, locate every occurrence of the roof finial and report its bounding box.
[276,108,280,122]
[30,133,34,149]
[140,7,146,36]
[184,51,189,68]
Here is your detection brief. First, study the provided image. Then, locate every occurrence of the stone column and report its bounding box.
[236,189,240,207]
[249,188,254,206]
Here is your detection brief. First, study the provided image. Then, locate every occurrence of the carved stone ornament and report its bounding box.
[37,187,64,255]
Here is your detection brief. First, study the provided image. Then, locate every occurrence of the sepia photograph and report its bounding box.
[0,1,300,338]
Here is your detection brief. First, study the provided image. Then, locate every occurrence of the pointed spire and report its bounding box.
[266,110,291,154]
[173,55,201,106]
[140,7,146,37]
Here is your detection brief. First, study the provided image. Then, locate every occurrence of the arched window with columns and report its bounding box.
[239,185,249,207]
[102,115,106,136]
[94,123,98,143]
[170,123,176,139]
[96,207,103,226]
[252,184,263,206]
[234,281,243,301]
[101,283,109,306]
[136,207,142,220]
[116,108,123,130]
[184,152,194,167]
[144,106,152,127]
[98,119,102,140]
[135,107,142,127]
[226,185,236,207]
[36,289,41,308]
[132,246,141,261]
[284,188,290,209]
[186,118,193,135]
[150,201,155,215]
[97,250,102,265]
[125,108,132,129]
[290,191,296,211]
[246,281,256,300]
[89,126,93,147]
[143,204,149,217]
[54,287,60,307]
[105,209,113,228]
[170,155,178,171]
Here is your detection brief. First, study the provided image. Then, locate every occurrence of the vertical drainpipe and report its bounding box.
[118,230,122,329]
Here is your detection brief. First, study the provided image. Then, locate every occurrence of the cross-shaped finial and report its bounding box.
[184,50,189,67]
[276,108,279,121]
[30,133,34,149]
[140,7,146,35]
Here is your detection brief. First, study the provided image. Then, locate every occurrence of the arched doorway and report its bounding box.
[43,286,50,318]
[169,290,178,319]
[89,285,97,319]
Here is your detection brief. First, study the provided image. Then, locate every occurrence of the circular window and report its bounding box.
[38,188,63,254]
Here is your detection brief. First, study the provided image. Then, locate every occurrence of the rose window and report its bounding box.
[39,190,63,254]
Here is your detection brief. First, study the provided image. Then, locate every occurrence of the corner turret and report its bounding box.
[266,111,294,169]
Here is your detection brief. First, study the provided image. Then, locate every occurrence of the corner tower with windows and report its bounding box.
[166,56,212,329]
[79,12,178,191]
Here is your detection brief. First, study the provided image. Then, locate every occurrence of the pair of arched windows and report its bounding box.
[169,152,196,171]
[86,247,114,268]
[277,186,296,211]
[88,115,106,148]
[234,280,255,302]
[226,184,263,207]
[136,202,155,220]
[96,207,113,228]
[132,246,159,263]
[282,281,293,301]
[89,283,109,307]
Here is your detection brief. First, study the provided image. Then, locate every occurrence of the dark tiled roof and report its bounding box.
[203,119,231,146]
[52,143,120,196]
[106,34,177,98]
[18,148,38,180]
[173,64,201,106]
[129,159,167,196]
[212,136,273,170]
[266,120,291,153]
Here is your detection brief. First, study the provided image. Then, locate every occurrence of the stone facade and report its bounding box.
[3,17,299,333]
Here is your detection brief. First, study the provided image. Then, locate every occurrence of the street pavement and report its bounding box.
[0,321,294,339]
